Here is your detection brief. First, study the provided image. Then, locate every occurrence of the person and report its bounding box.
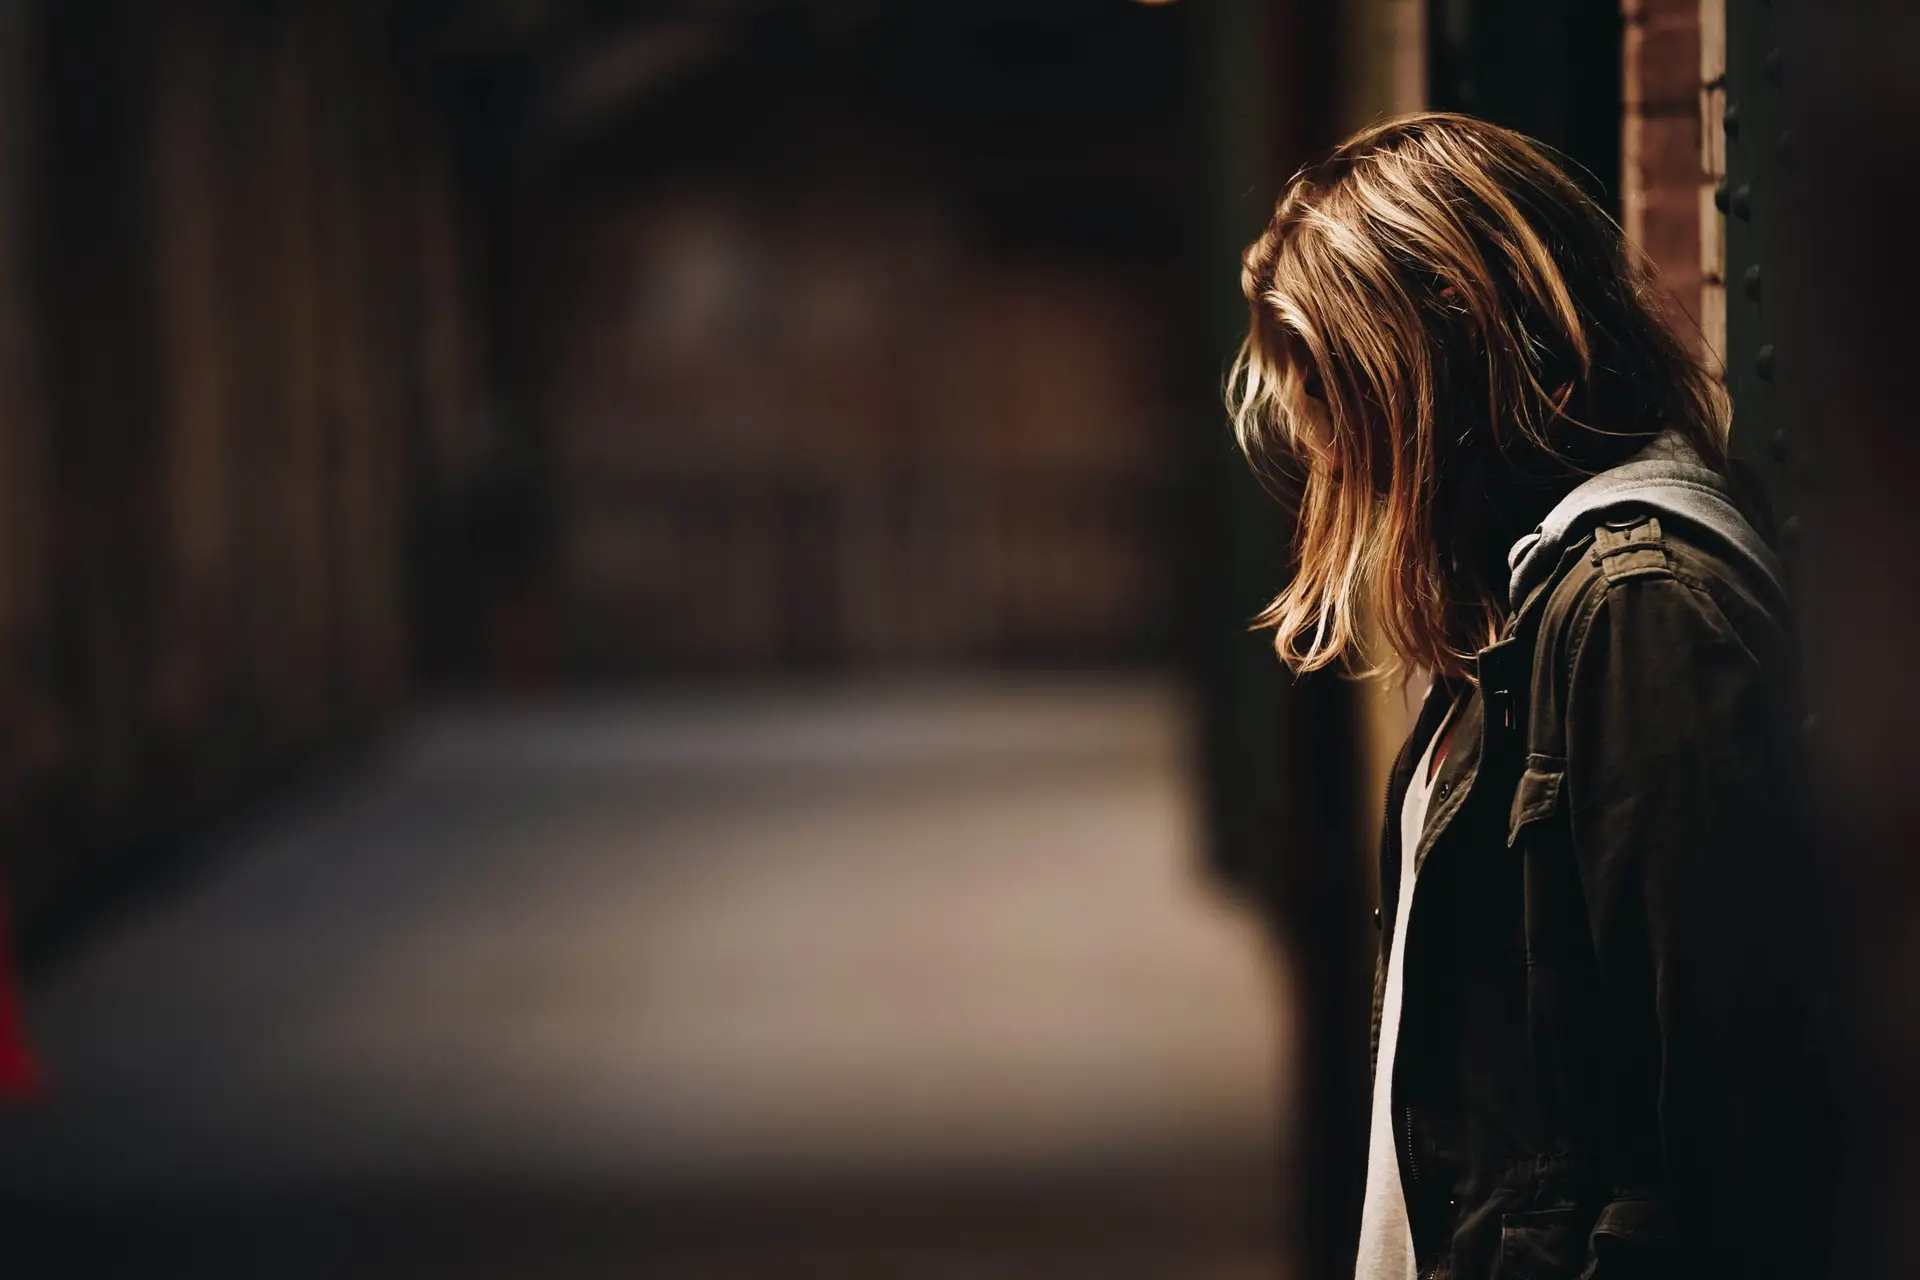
[1227,113,1832,1279]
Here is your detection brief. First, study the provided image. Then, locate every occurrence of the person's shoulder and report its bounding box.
[1534,510,1791,673]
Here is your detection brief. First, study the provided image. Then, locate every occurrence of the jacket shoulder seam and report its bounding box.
[1537,554,1610,695]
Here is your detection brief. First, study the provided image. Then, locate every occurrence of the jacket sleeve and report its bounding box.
[1561,568,1830,1273]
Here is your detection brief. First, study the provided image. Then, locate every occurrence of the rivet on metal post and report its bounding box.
[1724,102,1741,137]
[1780,516,1803,554]
[1743,264,1763,301]
[1755,344,1776,382]
[1730,185,1753,220]
[1763,48,1784,87]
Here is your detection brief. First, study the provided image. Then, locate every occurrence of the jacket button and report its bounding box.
[1372,907,1382,931]
[1437,781,1452,800]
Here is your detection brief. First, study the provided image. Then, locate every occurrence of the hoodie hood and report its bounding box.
[1505,432,1786,611]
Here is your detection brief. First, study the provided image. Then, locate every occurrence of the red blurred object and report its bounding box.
[0,888,42,1100]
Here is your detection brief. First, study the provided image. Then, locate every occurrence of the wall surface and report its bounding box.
[1622,0,1715,355]
[2,1,460,947]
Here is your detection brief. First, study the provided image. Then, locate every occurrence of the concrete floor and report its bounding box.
[0,679,1291,1277]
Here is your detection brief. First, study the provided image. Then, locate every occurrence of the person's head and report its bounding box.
[1229,111,1726,681]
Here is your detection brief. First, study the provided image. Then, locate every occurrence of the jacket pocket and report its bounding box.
[1496,1206,1588,1280]
[1507,758,1566,847]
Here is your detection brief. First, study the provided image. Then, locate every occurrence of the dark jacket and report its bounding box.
[1374,504,1834,1278]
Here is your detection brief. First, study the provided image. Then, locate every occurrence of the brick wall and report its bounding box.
[1622,0,1726,367]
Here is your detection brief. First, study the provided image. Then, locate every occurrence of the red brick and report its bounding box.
[1628,113,1703,186]
[1635,185,1703,286]
[1639,204,1700,268]
[1623,0,1700,25]
[1625,17,1702,110]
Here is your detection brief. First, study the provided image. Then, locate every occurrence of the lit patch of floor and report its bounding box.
[1,678,1291,1276]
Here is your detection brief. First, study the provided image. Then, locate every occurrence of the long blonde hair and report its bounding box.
[1229,112,1726,681]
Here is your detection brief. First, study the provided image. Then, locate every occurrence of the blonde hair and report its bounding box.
[1229,112,1727,681]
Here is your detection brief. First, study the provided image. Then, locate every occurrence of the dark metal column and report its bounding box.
[1190,3,1366,1275]
[1722,0,1803,553]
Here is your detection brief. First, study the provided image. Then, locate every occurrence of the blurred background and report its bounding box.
[0,0,1913,1276]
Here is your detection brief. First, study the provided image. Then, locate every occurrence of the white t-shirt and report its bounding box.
[1355,700,1455,1280]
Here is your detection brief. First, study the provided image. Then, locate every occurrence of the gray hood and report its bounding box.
[1505,432,1786,610]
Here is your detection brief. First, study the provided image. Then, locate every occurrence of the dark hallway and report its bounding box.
[0,3,1322,1274]
[18,1,1917,1277]
[0,3,1316,1271]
